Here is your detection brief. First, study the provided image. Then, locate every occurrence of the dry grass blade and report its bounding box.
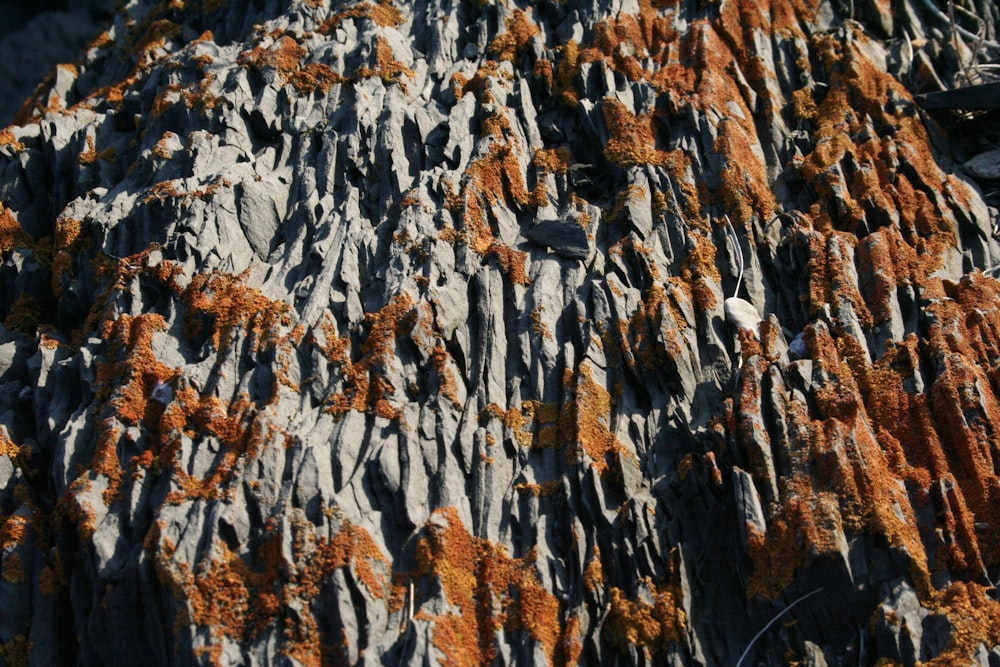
[735,588,824,667]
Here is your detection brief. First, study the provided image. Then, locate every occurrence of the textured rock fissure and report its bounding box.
[1,0,1000,665]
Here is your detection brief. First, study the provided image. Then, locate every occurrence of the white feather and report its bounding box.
[725,296,761,332]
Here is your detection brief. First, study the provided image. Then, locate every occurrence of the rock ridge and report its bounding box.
[0,0,999,664]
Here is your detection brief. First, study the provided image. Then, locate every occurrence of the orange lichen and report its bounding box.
[796,27,962,252]
[239,34,342,94]
[165,397,266,504]
[151,73,220,116]
[488,9,540,62]
[452,134,533,283]
[414,508,565,666]
[0,129,25,152]
[89,311,185,501]
[714,120,775,226]
[151,517,391,662]
[679,232,721,311]
[97,313,174,419]
[0,636,29,666]
[144,178,229,206]
[583,547,604,592]
[64,478,98,541]
[574,0,683,97]
[355,36,414,89]
[855,226,920,325]
[432,344,463,407]
[39,561,65,596]
[554,40,580,104]
[0,512,28,550]
[482,400,562,449]
[533,58,553,92]
[924,582,1000,665]
[464,143,529,251]
[661,150,705,230]
[514,480,564,497]
[3,295,40,334]
[563,362,631,479]
[485,242,531,285]
[791,87,818,120]
[0,206,29,257]
[78,136,99,165]
[745,476,845,598]
[601,98,668,167]
[623,282,688,376]
[532,147,571,175]
[183,270,291,353]
[604,580,687,654]
[741,320,944,600]
[305,523,392,600]
[317,0,405,33]
[325,293,415,419]
[457,61,514,103]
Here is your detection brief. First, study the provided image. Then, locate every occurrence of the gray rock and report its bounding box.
[962,150,1000,180]
[526,217,591,260]
[0,0,997,664]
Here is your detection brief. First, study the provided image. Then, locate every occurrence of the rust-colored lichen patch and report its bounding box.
[745,476,845,598]
[532,147,571,175]
[482,399,563,449]
[562,362,632,480]
[742,321,939,599]
[0,129,25,152]
[0,636,29,666]
[143,177,230,206]
[604,580,687,654]
[454,135,532,283]
[924,582,1000,665]
[151,72,220,116]
[239,33,342,94]
[325,293,415,420]
[714,121,775,227]
[355,36,414,89]
[317,0,405,34]
[488,9,540,62]
[414,508,566,666]
[150,518,390,663]
[679,232,721,311]
[0,206,29,257]
[183,270,291,353]
[601,98,668,167]
[791,87,818,120]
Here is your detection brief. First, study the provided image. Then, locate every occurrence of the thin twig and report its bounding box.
[735,588,823,667]
[725,215,744,299]
[916,0,1000,48]
[951,0,986,85]
[971,9,988,84]
[408,580,414,624]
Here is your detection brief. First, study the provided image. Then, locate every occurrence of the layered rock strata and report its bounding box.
[1,0,1000,664]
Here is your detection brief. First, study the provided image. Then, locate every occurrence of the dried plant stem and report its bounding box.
[917,0,1000,48]
[726,215,744,299]
[735,588,824,667]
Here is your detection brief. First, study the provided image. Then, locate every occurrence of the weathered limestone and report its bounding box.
[0,0,999,664]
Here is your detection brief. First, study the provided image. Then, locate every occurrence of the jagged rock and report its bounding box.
[0,0,117,125]
[526,217,591,260]
[0,0,998,665]
[965,149,1000,180]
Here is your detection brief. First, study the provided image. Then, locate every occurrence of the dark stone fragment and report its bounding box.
[526,218,590,260]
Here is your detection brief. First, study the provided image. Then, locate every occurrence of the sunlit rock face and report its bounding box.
[1,0,1000,664]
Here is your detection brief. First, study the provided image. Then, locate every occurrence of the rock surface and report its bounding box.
[0,0,118,126]
[0,0,1000,665]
